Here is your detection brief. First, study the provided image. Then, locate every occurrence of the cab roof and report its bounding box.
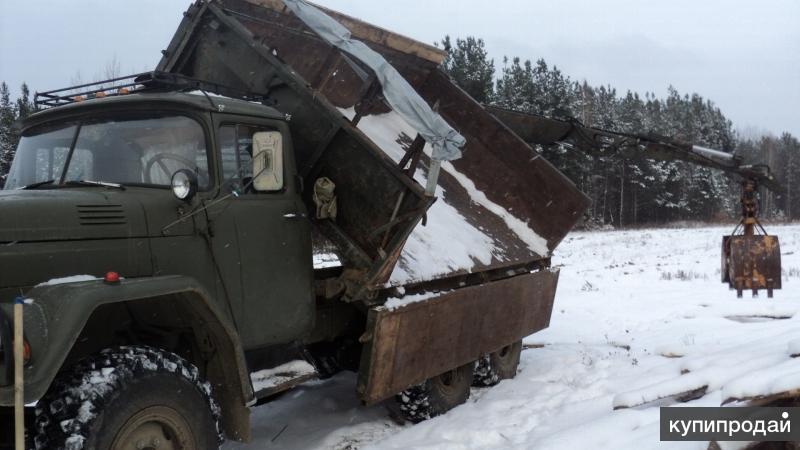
[24,90,286,127]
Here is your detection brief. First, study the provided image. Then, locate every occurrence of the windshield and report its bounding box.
[4,115,210,190]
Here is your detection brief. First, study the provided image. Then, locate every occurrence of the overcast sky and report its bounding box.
[1,0,797,136]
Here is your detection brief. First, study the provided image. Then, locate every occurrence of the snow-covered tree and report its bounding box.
[494,57,534,112]
[440,36,495,104]
[16,83,34,121]
[0,82,37,187]
[0,82,17,186]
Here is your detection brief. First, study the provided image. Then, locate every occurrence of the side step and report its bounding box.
[250,360,318,400]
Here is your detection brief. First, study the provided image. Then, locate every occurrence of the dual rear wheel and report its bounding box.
[395,341,522,423]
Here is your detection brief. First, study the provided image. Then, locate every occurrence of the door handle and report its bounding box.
[283,212,306,219]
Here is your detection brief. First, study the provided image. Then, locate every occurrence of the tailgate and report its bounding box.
[357,270,559,404]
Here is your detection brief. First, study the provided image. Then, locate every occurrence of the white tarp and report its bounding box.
[281,0,466,162]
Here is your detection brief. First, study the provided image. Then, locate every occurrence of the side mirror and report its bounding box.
[252,131,284,191]
[171,169,198,202]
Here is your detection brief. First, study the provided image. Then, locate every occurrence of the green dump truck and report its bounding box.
[0,1,590,449]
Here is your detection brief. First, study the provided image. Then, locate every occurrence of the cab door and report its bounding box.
[210,118,314,349]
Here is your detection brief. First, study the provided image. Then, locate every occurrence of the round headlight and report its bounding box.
[171,169,198,201]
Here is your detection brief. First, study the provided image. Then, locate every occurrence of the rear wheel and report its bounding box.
[395,363,473,423]
[473,340,523,387]
[34,346,221,450]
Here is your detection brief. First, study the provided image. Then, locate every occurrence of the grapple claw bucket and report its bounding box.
[722,235,781,297]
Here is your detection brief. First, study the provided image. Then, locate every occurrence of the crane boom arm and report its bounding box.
[487,105,781,191]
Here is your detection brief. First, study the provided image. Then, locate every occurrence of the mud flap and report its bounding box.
[356,270,558,405]
[723,235,781,296]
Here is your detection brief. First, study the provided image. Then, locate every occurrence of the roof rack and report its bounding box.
[34,71,270,109]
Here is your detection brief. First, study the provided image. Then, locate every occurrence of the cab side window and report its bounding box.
[219,124,284,193]
[220,125,252,183]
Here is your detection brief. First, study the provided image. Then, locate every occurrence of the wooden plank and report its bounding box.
[253,373,317,399]
[240,0,447,64]
[723,388,800,407]
[358,270,559,404]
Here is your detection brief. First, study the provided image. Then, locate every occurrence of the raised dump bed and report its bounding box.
[157,0,590,297]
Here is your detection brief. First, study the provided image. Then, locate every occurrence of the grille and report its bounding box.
[76,204,127,226]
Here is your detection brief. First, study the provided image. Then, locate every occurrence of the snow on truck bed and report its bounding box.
[227,224,800,450]
[339,109,549,286]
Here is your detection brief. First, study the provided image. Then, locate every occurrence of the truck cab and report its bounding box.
[0,90,328,448]
[2,91,315,349]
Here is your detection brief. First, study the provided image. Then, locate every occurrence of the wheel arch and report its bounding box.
[4,275,252,442]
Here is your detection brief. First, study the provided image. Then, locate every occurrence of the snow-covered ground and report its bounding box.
[226,224,800,450]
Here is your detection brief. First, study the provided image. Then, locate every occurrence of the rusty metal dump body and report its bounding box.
[158,0,590,291]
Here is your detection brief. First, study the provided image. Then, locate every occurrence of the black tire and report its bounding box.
[34,346,222,450]
[395,363,473,423]
[472,340,523,387]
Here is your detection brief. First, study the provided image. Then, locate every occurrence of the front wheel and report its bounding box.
[34,346,221,450]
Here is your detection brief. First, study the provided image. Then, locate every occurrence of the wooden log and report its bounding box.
[13,299,24,450]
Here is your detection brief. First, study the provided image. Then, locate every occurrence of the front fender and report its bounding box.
[0,275,252,408]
